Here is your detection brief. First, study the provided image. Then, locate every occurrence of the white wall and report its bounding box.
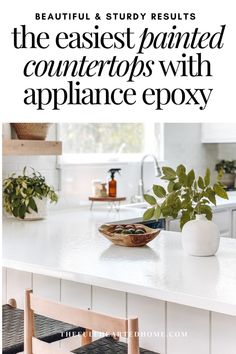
[164,123,219,176]
[218,144,236,161]
[60,161,160,203]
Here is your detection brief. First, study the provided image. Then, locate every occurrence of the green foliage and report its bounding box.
[215,160,236,174]
[143,165,228,229]
[3,167,58,219]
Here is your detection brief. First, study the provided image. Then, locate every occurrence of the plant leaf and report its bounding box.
[173,182,182,191]
[12,207,19,218]
[176,164,186,177]
[162,167,176,180]
[19,205,26,219]
[179,173,188,186]
[198,205,213,220]
[166,192,177,206]
[187,170,195,187]
[143,194,156,206]
[204,168,210,186]
[180,211,191,230]
[143,207,155,221]
[213,184,228,200]
[154,204,162,219]
[161,206,172,217]
[167,181,174,193]
[153,185,166,198]
[29,198,38,212]
[205,188,216,205]
[198,176,205,189]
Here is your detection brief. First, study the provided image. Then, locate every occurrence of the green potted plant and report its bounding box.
[143,165,228,256]
[215,160,236,189]
[3,167,58,220]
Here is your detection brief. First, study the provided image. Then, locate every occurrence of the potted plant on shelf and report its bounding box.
[215,160,236,189]
[3,167,58,220]
[143,165,228,256]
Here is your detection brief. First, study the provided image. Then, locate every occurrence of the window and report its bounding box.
[58,123,163,164]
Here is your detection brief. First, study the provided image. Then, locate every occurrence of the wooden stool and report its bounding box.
[24,289,159,354]
[2,299,84,354]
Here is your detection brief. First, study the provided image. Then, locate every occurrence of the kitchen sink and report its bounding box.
[120,202,166,230]
[123,202,148,210]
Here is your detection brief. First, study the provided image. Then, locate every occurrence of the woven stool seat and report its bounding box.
[2,304,85,354]
[72,336,159,354]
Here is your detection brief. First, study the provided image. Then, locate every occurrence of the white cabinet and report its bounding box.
[6,269,32,309]
[167,218,181,232]
[167,303,209,354]
[232,210,236,238]
[212,209,231,238]
[212,312,236,354]
[201,123,236,143]
[127,294,165,352]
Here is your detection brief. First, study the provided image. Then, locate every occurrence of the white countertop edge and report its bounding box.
[4,258,236,317]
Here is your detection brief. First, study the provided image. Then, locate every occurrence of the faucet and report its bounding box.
[140,154,161,197]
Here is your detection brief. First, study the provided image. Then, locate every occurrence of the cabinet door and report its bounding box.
[232,210,236,238]
[167,218,181,232]
[6,269,32,309]
[212,209,231,238]
[201,123,236,143]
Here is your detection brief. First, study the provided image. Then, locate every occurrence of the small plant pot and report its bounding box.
[182,214,220,256]
[23,198,47,220]
[11,123,51,140]
[221,173,235,189]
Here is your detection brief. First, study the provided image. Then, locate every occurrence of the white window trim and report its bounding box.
[57,123,164,166]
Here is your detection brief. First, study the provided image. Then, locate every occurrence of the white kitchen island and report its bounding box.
[2,206,236,354]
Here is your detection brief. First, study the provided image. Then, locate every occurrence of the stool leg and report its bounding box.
[81,328,92,346]
[128,318,139,354]
[24,289,34,354]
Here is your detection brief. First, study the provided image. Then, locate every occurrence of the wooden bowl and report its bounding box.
[98,224,161,247]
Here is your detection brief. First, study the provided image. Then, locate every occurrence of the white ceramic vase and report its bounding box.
[182,214,220,256]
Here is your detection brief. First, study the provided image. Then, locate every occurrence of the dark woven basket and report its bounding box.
[11,123,51,140]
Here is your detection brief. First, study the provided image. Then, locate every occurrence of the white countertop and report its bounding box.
[3,205,236,316]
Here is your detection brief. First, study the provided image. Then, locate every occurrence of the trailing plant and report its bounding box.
[143,165,228,229]
[215,160,236,174]
[3,167,58,219]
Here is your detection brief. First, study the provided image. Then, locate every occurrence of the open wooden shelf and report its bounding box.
[3,139,62,156]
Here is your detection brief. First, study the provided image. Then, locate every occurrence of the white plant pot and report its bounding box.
[182,214,220,257]
[24,198,47,220]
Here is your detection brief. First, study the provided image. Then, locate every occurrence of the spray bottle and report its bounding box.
[108,168,121,197]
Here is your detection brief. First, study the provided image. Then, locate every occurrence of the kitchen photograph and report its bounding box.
[2,122,236,354]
